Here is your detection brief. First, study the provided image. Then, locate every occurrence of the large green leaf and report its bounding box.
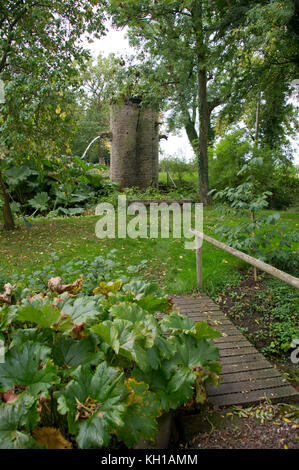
[110,302,149,323]
[134,334,220,412]
[168,366,196,395]
[57,363,126,448]
[136,295,171,313]
[144,335,177,370]
[16,304,60,328]
[160,312,195,334]
[154,335,177,359]
[170,335,220,368]
[110,302,158,339]
[76,417,111,449]
[0,401,39,449]
[91,319,148,370]
[0,341,59,395]
[61,297,102,325]
[28,192,50,211]
[11,328,53,349]
[122,281,170,313]
[4,166,37,187]
[132,367,191,412]
[118,379,161,447]
[52,336,104,368]
[123,280,162,299]
[193,321,222,340]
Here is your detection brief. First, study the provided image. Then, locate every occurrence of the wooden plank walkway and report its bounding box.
[172,294,299,407]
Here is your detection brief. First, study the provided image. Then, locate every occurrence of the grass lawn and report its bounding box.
[159,170,198,188]
[1,207,298,296]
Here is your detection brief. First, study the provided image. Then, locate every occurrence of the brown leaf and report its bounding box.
[0,283,16,305]
[72,322,85,339]
[1,388,18,403]
[32,427,72,449]
[47,275,83,294]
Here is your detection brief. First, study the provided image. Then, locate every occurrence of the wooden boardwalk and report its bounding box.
[172,294,299,407]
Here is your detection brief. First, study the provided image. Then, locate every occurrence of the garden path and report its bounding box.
[173,294,299,407]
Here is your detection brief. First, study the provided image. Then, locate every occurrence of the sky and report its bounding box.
[84,26,195,162]
[83,26,299,165]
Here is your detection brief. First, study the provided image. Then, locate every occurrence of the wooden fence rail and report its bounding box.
[192,230,299,290]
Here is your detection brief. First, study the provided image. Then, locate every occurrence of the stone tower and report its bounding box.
[110,98,160,189]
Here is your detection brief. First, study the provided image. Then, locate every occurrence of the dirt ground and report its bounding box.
[215,274,299,390]
[179,402,299,449]
[187,408,298,449]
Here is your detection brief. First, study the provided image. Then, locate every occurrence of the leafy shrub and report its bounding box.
[222,278,299,357]
[209,130,299,210]
[1,155,116,219]
[210,157,299,274]
[0,256,221,449]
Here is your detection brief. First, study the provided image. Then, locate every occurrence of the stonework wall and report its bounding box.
[110,100,159,189]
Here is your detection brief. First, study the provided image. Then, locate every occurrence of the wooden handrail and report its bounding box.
[192,230,299,290]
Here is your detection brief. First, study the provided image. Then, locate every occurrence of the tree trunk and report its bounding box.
[184,113,198,156]
[251,91,261,281]
[0,170,15,230]
[198,67,209,205]
[191,2,209,205]
[255,90,261,146]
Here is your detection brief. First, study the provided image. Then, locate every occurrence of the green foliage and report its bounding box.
[28,192,50,214]
[57,362,126,448]
[0,397,40,449]
[0,342,59,396]
[268,164,299,210]
[71,54,124,163]
[0,1,106,229]
[1,155,115,219]
[210,158,299,273]
[209,130,299,209]
[107,0,298,206]
[221,278,299,358]
[215,0,298,151]
[160,155,194,186]
[0,255,221,448]
[209,129,251,190]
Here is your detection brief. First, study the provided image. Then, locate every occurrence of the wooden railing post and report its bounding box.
[195,233,203,290]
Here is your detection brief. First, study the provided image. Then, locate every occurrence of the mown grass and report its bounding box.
[1,207,298,296]
[159,170,198,188]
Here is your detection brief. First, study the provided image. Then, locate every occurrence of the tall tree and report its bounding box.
[0,0,106,229]
[214,0,298,150]
[108,0,298,203]
[108,0,231,204]
[71,54,124,162]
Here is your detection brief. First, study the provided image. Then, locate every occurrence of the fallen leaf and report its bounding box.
[33,427,72,449]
